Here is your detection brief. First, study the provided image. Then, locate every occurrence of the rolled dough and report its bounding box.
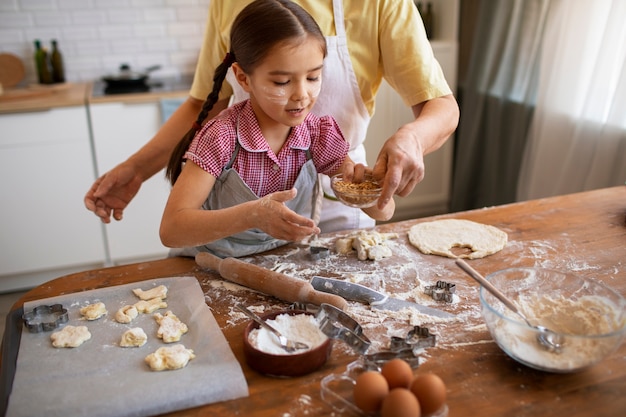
[408,219,507,259]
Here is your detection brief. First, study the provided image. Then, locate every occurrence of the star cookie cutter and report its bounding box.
[424,280,456,302]
[22,304,69,333]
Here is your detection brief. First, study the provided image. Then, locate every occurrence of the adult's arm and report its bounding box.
[372,94,459,208]
[84,96,229,223]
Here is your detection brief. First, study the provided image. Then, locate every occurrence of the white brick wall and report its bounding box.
[0,0,211,84]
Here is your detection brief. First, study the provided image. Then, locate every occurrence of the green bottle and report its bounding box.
[50,39,65,83]
[34,40,53,84]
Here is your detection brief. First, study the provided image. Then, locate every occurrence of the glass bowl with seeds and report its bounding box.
[330,173,383,208]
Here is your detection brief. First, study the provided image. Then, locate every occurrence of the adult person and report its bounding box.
[84,0,459,233]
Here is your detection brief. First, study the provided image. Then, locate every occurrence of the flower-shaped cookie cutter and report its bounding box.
[22,303,69,333]
[424,280,456,302]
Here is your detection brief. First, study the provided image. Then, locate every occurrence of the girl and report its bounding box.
[160,0,394,258]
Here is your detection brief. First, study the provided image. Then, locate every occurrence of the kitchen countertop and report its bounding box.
[1,186,625,416]
[0,77,192,114]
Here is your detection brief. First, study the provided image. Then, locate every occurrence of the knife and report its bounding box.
[310,276,454,319]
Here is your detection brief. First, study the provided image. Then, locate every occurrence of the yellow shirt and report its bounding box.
[189,0,452,116]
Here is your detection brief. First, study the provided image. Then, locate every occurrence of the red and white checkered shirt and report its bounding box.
[185,100,349,197]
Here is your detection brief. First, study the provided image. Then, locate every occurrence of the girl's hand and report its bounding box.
[253,189,320,241]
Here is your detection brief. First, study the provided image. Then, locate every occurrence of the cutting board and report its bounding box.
[0,53,25,88]
[6,276,248,417]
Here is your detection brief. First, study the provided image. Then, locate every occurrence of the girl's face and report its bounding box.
[233,36,324,129]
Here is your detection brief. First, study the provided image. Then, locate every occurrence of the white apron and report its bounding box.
[226,0,374,232]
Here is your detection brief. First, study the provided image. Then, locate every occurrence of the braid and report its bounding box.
[165,54,235,185]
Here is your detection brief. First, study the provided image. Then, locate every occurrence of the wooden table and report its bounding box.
[2,186,625,416]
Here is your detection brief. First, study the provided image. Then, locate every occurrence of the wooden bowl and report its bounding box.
[242,309,332,377]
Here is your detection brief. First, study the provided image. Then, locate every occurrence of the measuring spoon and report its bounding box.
[236,304,309,353]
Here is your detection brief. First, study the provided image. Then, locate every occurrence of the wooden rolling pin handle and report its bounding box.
[195,252,347,310]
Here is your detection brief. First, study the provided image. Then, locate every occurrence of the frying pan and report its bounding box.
[101,64,161,89]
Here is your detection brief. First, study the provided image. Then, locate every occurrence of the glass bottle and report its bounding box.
[34,40,53,84]
[50,39,66,83]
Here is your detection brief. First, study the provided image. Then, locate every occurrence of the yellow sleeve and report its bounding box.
[189,1,252,101]
[378,0,452,107]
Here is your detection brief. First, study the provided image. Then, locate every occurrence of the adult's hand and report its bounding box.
[84,161,143,224]
[254,189,320,241]
[371,95,459,210]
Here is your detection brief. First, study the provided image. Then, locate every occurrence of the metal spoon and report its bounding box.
[455,259,564,353]
[236,304,309,353]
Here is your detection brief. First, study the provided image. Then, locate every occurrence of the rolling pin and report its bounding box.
[195,252,347,310]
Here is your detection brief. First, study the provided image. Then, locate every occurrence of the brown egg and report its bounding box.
[353,371,389,412]
[381,388,421,417]
[381,358,414,389]
[410,373,447,415]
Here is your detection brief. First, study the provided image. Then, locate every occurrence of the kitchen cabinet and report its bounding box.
[88,100,181,264]
[364,0,459,221]
[0,106,107,290]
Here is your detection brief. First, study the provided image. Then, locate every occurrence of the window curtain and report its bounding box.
[517,0,626,199]
[451,0,626,211]
[451,0,551,211]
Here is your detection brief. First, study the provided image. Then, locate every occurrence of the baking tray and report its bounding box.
[3,276,248,417]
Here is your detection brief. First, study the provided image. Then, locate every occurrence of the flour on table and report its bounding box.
[120,327,148,347]
[145,344,195,371]
[51,325,91,348]
[115,305,139,324]
[408,219,507,259]
[154,311,189,343]
[80,302,107,321]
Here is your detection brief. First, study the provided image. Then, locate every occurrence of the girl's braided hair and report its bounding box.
[165,0,327,184]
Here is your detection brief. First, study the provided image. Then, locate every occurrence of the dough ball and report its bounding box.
[51,325,91,348]
[115,305,138,324]
[120,327,148,347]
[80,302,107,321]
[145,344,195,371]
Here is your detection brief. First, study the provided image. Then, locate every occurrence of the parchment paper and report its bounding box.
[6,276,249,417]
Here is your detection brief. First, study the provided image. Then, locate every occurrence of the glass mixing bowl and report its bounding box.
[479,267,626,373]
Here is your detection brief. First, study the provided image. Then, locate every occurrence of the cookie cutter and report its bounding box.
[22,303,69,333]
[298,303,371,354]
[358,325,436,370]
[309,246,330,261]
[424,280,456,302]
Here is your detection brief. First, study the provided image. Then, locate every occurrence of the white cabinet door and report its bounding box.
[364,42,458,220]
[89,101,174,264]
[0,107,106,276]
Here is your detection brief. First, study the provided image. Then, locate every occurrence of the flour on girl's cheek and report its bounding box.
[261,85,288,105]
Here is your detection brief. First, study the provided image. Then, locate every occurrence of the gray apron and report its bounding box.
[175,130,320,258]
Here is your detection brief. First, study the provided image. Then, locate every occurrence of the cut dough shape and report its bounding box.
[133,285,168,301]
[120,327,148,347]
[134,298,167,314]
[351,230,398,261]
[145,344,195,371]
[115,305,139,324]
[154,311,188,343]
[51,325,91,348]
[80,302,107,321]
[408,219,507,259]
